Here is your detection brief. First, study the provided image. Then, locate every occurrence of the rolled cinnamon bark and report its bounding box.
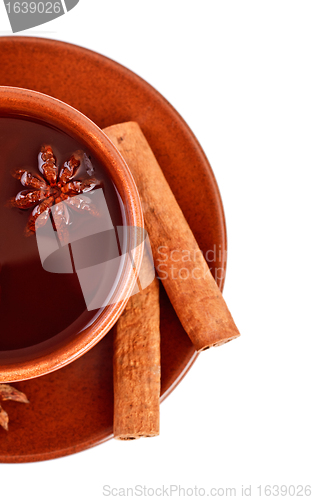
[104,122,240,351]
[113,252,160,440]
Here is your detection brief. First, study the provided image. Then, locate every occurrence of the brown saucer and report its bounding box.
[0,37,227,462]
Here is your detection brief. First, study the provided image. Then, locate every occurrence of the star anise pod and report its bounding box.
[11,145,100,242]
[0,384,29,431]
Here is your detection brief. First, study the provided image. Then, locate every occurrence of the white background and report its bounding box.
[0,1,312,499]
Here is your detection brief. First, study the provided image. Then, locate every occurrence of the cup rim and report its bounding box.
[0,86,144,382]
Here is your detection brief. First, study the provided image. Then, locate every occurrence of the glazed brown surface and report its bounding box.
[0,37,227,462]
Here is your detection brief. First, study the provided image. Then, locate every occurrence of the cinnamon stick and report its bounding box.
[104,122,240,351]
[113,252,160,440]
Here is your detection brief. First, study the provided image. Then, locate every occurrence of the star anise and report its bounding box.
[11,145,100,241]
[0,384,29,431]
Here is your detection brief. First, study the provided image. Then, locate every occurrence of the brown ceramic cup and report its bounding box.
[0,86,144,383]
